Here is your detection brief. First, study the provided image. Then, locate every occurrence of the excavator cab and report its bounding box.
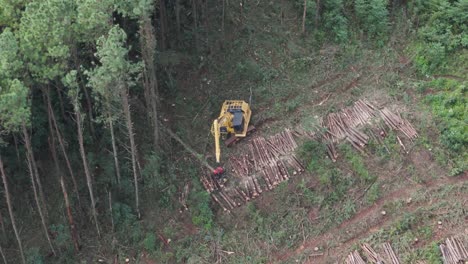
[211,100,253,163]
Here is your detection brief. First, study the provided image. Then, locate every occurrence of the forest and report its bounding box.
[0,0,466,263]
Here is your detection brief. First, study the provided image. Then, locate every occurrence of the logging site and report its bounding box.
[0,0,466,263]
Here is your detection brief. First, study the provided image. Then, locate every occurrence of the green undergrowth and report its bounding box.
[417,78,467,175]
[361,183,467,263]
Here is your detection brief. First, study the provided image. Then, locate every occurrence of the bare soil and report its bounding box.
[273,172,467,263]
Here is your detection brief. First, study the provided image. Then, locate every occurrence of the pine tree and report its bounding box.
[87,26,143,218]
[355,0,389,40]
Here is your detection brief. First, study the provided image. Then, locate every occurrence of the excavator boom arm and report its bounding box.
[213,119,221,163]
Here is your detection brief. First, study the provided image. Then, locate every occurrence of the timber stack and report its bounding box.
[360,243,385,263]
[382,242,400,264]
[344,237,468,264]
[320,99,418,159]
[208,128,304,211]
[440,236,468,264]
[345,250,366,264]
[344,242,400,264]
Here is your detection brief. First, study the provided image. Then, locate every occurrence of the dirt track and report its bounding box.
[273,172,467,263]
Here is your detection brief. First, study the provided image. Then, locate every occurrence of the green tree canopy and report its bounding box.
[18,0,75,82]
[0,79,30,132]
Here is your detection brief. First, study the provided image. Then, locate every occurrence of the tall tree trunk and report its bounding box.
[281,0,285,25]
[315,0,320,29]
[159,0,168,50]
[240,0,244,26]
[192,0,199,52]
[55,85,66,121]
[22,124,56,256]
[176,0,181,43]
[108,190,114,233]
[81,84,96,140]
[0,211,5,236]
[108,118,121,185]
[12,134,20,164]
[222,0,225,35]
[46,89,81,207]
[0,156,25,264]
[121,90,140,218]
[27,132,47,217]
[0,243,7,264]
[302,0,307,34]
[45,94,81,252]
[60,176,80,251]
[75,111,101,237]
[140,17,160,148]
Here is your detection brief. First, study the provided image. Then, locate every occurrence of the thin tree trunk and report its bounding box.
[12,134,20,164]
[159,0,168,50]
[108,190,114,233]
[222,0,225,35]
[55,85,66,121]
[160,123,214,172]
[49,133,80,252]
[302,0,307,34]
[108,118,121,185]
[28,134,47,217]
[281,0,285,25]
[315,0,320,29]
[0,243,7,264]
[81,85,96,140]
[45,95,80,252]
[121,90,140,218]
[46,89,81,207]
[0,211,5,236]
[0,156,25,264]
[192,0,199,52]
[60,176,80,251]
[240,0,244,26]
[75,111,101,237]
[176,0,181,43]
[22,124,56,256]
[140,17,160,148]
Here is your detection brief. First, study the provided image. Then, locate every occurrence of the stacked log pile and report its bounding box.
[345,238,468,264]
[382,242,400,264]
[320,99,418,158]
[200,173,222,193]
[345,250,366,264]
[345,243,400,264]
[322,99,376,142]
[361,243,385,263]
[379,108,418,140]
[208,129,304,211]
[440,236,468,264]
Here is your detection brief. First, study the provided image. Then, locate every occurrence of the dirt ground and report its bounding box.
[273,172,467,263]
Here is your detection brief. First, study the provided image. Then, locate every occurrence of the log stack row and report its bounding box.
[208,129,304,211]
[345,242,400,264]
[345,237,468,264]
[322,99,377,143]
[345,250,366,264]
[360,243,385,263]
[321,99,418,158]
[379,108,418,140]
[440,236,468,264]
[382,242,401,264]
[200,173,222,193]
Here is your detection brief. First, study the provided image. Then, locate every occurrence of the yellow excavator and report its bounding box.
[211,100,254,163]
